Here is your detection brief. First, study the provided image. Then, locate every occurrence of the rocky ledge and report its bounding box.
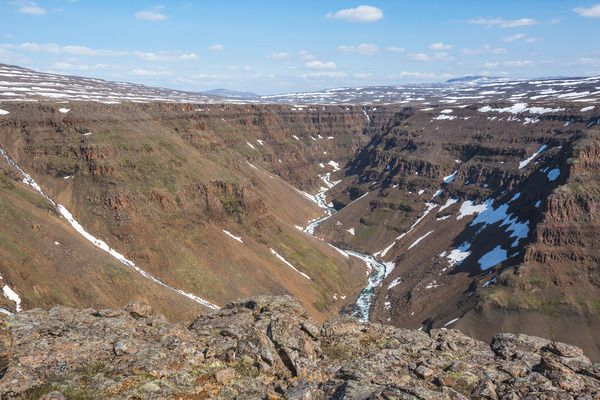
[0,296,598,399]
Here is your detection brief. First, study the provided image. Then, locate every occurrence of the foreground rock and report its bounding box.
[0,296,598,399]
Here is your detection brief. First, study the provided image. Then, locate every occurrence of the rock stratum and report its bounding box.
[0,296,599,399]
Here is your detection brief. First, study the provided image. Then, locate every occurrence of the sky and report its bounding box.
[0,0,599,95]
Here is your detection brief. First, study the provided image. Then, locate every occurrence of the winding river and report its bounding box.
[303,173,389,322]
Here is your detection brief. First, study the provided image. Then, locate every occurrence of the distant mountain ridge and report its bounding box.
[1,63,599,105]
[203,88,260,99]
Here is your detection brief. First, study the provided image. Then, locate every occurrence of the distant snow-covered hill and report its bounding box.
[1,63,599,106]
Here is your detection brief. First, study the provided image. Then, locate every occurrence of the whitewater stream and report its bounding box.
[303,173,389,322]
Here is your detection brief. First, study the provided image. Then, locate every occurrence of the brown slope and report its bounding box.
[0,102,374,321]
[0,159,203,320]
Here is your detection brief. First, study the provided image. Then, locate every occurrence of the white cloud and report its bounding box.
[5,42,127,56]
[503,33,536,43]
[409,53,431,61]
[301,71,346,79]
[18,3,46,15]
[385,46,405,53]
[298,50,316,61]
[227,65,252,71]
[305,60,337,70]
[208,44,224,52]
[574,4,600,17]
[326,5,383,22]
[461,44,507,55]
[133,51,198,61]
[468,17,538,28]
[269,52,289,60]
[503,60,533,67]
[50,62,111,71]
[481,60,533,69]
[3,42,204,63]
[389,71,452,80]
[408,52,453,62]
[503,33,524,42]
[429,42,452,50]
[482,62,500,68]
[134,8,167,21]
[131,68,172,76]
[338,43,379,55]
[577,57,600,66]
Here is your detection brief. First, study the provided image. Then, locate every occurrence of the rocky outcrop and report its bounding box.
[0,296,598,399]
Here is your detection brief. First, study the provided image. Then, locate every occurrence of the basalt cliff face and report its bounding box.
[1,296,599,399]
[315,104,600,359]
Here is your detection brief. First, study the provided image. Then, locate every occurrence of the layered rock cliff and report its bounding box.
[1,73,599,367]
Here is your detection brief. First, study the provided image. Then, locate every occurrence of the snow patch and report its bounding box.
[478,246,508,270]
[2,285,21,312]
[407,230,434,250]
[443,171,457,184]
[443,242,472,267]
[519,144,548,169]
[222,229,243,243]
[547,168,560,182]
[387,277,402,289]
[471,199,529,247]
[269,248,311,280]
[328,160,341,171]
[457,200,487,220]
[478,103,563,115]
[439,198,458,212]
[433,114,456,121]
[443,317,460,327]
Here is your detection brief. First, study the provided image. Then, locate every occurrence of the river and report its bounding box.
[302,172,389,322]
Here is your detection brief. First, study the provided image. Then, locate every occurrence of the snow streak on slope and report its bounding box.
[222,229,244,243]
[519,145,548,169]
[0,147,219,310]
[0,273,21,313]
[375,202,438,258]
[269,248,312,280]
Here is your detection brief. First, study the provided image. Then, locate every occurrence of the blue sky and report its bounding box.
[1,1,599,94]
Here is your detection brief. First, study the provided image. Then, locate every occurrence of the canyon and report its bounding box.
[0,64,600,396]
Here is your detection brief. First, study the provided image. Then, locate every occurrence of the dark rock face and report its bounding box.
[0,296,598,399]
